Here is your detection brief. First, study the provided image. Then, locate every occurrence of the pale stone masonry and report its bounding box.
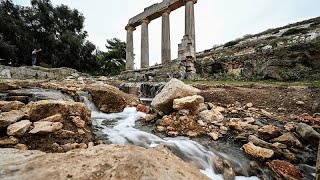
[125,0,198,74]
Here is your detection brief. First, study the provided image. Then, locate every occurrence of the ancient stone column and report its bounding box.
[141,19,150,69]
[185,0,196,51]
[161,9,171,64]
[125,26,135,70]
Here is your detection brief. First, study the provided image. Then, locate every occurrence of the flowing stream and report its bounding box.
[80,93,259,180]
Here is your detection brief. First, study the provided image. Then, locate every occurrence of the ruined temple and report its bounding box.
[121,0,198,81]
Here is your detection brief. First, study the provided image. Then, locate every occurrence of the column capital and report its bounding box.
[142,19,150,24]
[184,0,197,4]
[163,9,171,15]
[125,25,136,31]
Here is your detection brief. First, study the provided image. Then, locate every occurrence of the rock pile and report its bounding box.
[0,100,93,152]
[144,78,320,179]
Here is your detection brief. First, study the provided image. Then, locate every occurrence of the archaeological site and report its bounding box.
[0,0,320,180]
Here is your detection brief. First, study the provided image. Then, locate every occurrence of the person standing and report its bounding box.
[32,49,42,66]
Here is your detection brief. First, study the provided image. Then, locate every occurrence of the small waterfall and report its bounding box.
[80,93,259,180]
[119,82,165,104]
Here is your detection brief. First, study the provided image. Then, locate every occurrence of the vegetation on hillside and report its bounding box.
[0,0,125,75]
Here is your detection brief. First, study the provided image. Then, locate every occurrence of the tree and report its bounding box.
[0,0,97,71]
[99,38,126,75]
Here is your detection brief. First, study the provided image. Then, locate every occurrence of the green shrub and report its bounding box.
[224,40,240,48]
[281,28,307,37]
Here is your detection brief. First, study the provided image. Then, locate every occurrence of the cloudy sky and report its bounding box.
[14,0,320,68]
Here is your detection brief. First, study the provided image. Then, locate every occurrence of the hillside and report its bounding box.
[196,16,320,81]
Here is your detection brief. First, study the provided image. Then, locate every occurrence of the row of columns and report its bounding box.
[126,0,196,70]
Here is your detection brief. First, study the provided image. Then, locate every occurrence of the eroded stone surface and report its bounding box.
[0,145,209,180]
[243,142,274,160]
[173,95,204,111]
[7,120,32,136]
[0,110,25,128]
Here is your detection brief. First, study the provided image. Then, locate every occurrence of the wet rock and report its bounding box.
[295,123,320,142]
[271,133,302,148]
[248,135,282,155]
[0,136,18,146]
[173,95,204,111]
[223,160,236,180]
[243,142,274,160]
[282,149,297,162]
[298,113,320,125]
[0,101,25,112]
[258,125,282,140]
[39,114,64,122]
[0,110,25,128]
[199,110,224,124]
[7,120,32,136]
[136,104,150,114]
[151,78,200,114]
[0,145,210,180]
[29,121,63,134]
[70,116,85,128]
[86,84,139,113]
[267,160,303,180]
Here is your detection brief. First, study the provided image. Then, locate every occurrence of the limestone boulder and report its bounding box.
[29,121,63,134]
[23,100,90,123]
[243,142,274,160]
[258,125,282,140]
[267,160,304,180]
[7,120,32,136]
[199,110,224,124]
[173,95,204,111]
[85,84,139,113]
[0,145,210,180]
[295,123,320,142]
[0,110,25,128]
[0,101,25,112]
[151,78,200,114]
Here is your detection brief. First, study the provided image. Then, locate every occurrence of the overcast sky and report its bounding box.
[14,0,320,68]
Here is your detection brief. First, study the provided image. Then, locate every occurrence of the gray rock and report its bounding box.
[295,123,320,142]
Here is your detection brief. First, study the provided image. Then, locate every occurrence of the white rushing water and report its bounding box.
[81,94,259,180]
